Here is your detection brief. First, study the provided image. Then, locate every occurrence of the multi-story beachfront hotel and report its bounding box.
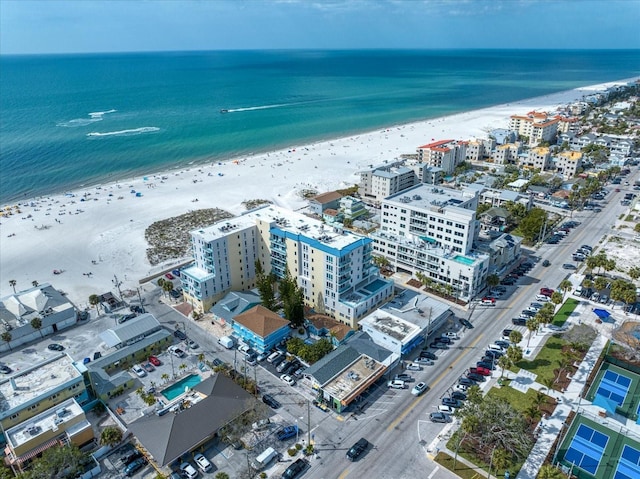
[180,205,393,328]
[370,184,490,301]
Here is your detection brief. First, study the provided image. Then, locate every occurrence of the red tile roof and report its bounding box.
[417,139,453,149]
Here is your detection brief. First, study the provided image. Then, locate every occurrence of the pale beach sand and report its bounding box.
[0,79,635,308]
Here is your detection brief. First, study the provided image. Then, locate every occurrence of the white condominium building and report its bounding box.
[181,205,393,328]
[371,184,490,301]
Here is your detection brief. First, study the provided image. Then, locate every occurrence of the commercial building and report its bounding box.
[181,205,393,328]
[416,140,467,174]
[128,374,253,466]
[359,289,451,356]
[4,398,93,473]
[0,355,89,436]
[304,331,397,413]
[0,284,78,352]
[371,184,490,301]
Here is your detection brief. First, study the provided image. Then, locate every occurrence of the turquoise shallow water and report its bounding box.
[161,373,202,401]
[1,49,639,203]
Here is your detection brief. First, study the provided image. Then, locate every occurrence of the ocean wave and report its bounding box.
[86,127,160,138]
[57,109,117,127]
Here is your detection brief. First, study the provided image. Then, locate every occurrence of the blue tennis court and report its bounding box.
[614,445,640,479]
[596,370,632,406]
[565,424,610,474]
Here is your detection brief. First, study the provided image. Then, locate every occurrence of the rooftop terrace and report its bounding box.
[323,354,385,403]
[384,184,477,212]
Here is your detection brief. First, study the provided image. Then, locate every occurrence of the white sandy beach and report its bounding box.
[0,79,635,308]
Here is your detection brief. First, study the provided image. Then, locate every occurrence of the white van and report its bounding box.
[251,447,278,471]
[218,336,235,349]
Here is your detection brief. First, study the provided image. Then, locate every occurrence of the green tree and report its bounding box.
[25,444,84,479]
[286,337,305,356]
[509,330,523,344]
[255,261,277,310]
[635,223,640,233]
[518,208,548,242]
[524,404,542,425]
[506,345,523,364]
[537,464,566,479]
[486,274,500,289]
[89,294,101,314]
[8,280,16,294]
[465,385,483,405]
[1,332,12,351]
[215,473,230,479]
[594,276,607,291]
[30,317,43,338]
[550,291,563,306]
[526,318,538,347]
[610,279,637,309]
[558,279,573,297]
[629,267,640,282]
[162,280,174,297]
[498,355,512,379]
[100,426,123,446]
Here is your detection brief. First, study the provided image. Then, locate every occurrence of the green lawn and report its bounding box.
[434,452,488,479]
[515,335,568,384]
[487,385,543,415]
[551,298,579,326]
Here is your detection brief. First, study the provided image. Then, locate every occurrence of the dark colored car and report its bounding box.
[467,372,485,382]
[442,397,462,408]
[271,355,286,367]
[500,278,516,285]
[124,457,147,477]
[512,317,527,326]
[476,362,495,371]
[495,340,510,349]
[434,337,452,344]
[47,343,65,351]
[282,459,307,479]
[93,351,102,361]
[0,365,12,374]
[346,438,369,461]
[430,412,448,423]
[485,349,504,358]
[542,259,551,266]
[173,330,187,341]
[394,373,414,383]
[451,391,467,401]
[419,351,437,360]
[429,342,448,349]
[459,318,473,328]
[458,377,474,387]
[277,425,299,441]
[121,449,143,465]
[262,394,281,409]
[502,329,513,337]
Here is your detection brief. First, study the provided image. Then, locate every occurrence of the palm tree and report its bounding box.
[526,318,538,347]
[629,267,640,282]
[550,291,563,307]
[161,373,170,383]
[498,355,512,379]
[540,376,555,394]
[509,330,523,345]
[594,276,607,291]
[100,426,123,446]
[30,317,43,338]
[32,280,39,288]
[179,363,187,372]
[9,280,16,294]
[89,294,100,314]
[558,279,573,297]
[162,280,174,298]
[524,404,542,425]
[537,464,566,479]
[487,274,500,289]
[1,332,12,351]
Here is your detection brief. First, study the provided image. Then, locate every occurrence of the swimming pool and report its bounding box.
[363,279,389,294]
[161,374,202,401]
[453,255,475,266]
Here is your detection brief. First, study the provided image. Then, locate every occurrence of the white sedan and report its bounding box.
[405,363,423,371]
[131,365,147,377]
[280,374,296,386]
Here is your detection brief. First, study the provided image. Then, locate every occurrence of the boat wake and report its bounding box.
[57,109,117,127]
[86,126,160,138]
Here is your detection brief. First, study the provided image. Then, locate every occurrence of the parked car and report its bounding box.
[0,365,12,374]
[194,454,213,473]
[459,318,474,328]
[277,360,294,373]
[121,449,143,465]
[470,366,492,376]
[540,288,554,296]
[271,355,286,367]
[256,351,270,362]
[180,462,198,479]
[277,425,299,441]
[429,412,448,423]
[388,380,406,389]
[419,350,437,360]
[164,273,175,280]
[280,374,296,386]
[262,394,281,409]
[282,459,307,479]
[47,343,65,351]
[394,374,414,383]
[171,269,181,277]
[562,263,577,270]
[124,458,147,477]
[346,438,369,461]
[142,362,155,373]
[267,351,282,363]
[411,382,428,396]
[442,397,462,408]
[502,328,513,338]
[173,329,187,341]
[131,365,147,377]
[429,342,448,349]
[458,377,474,387]
[512,317,527,326]
[495,340,510,349]
[406,363,422,371]
[434,336,452,344]
[467,372,485,382]
[451,391,467,401]
[443,332,459,340]
[415,357,434,365]
[168,345,185,358]
[148,355,161,366]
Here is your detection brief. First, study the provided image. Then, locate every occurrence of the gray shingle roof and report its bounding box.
[99,313,161,348]
[128,374,253,466]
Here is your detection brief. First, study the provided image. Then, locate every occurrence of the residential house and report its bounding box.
[210,290,261,326]
[480,207,511,232]
[231,305,290,354]
[339,196,367,221]
[305,313,354,347]
[308,191,343,215]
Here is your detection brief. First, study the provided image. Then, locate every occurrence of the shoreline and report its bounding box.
[0,77,637,307]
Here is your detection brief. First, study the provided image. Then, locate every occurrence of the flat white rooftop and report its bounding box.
[0,355,82,417]
[384,184,477,213]
[193,205,369,251]
[6,397,84,448]
[359,311,420,342]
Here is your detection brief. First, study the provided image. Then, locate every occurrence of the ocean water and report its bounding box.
[1,49,639,203]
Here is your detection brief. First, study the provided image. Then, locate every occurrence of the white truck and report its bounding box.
[218,335,236,349]
[251,447,278,471]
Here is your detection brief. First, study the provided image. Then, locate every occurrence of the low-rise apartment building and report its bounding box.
[358,162,443,205]
[492,143,521,165]
[509,111,559,146]
[553,150,583,178]
[181,205,393,328]
[520,146,551,171]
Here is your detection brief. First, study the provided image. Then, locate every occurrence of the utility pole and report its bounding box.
[136,287,145,313]
[112,274,123,300]
[307,400,311,447]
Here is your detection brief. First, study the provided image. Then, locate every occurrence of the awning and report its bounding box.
[10,437,61,464]
[420,236,436,244]
[593,309,611,319]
